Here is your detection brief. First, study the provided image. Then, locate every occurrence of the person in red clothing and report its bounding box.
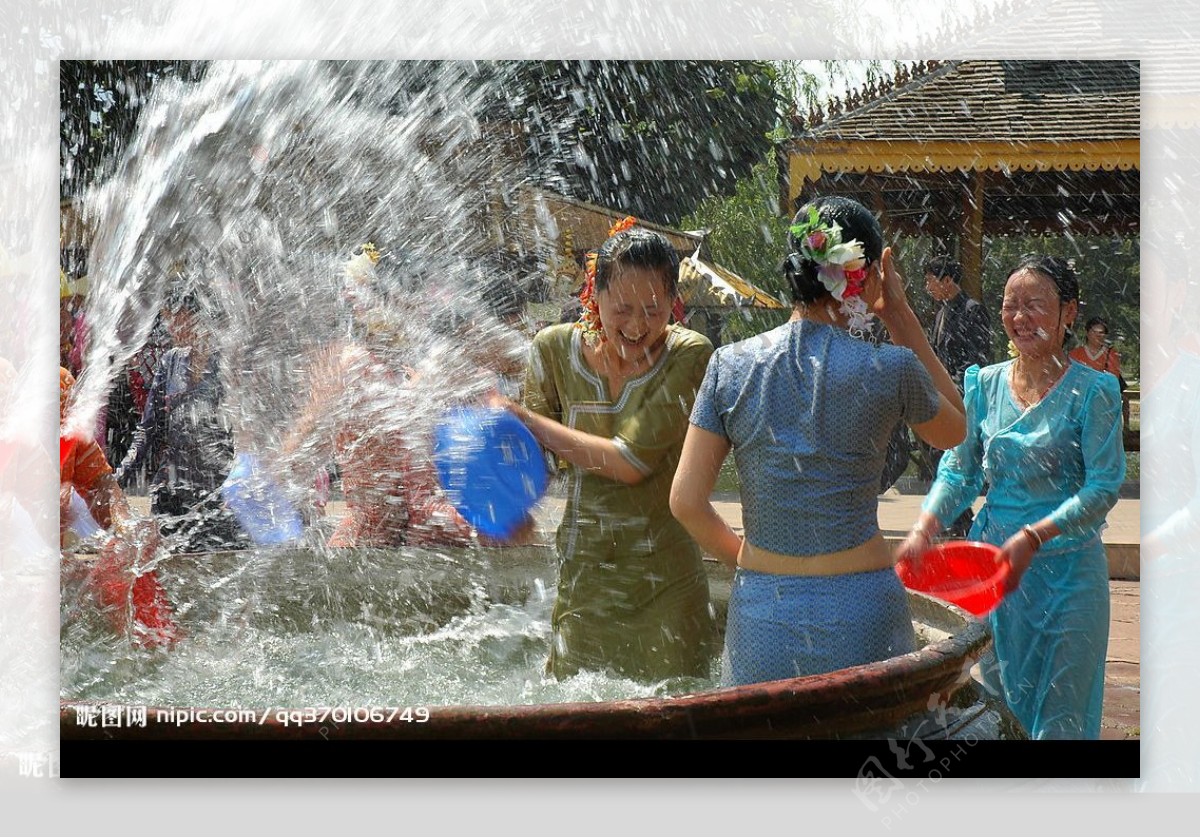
[283,341,481,549]
[1069,316,1129,428]
[60,367,136,541]
[279,245,532,549]
[61,366,177,646]
[1069,316,1123,376]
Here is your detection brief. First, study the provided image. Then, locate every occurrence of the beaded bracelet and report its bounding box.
[909,525,936,543]
[1021,525,1044,551]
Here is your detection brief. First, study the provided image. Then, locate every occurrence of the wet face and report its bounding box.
[1086,321,1109,351]
[1001,269,1077,358]
[164,307,199,347]
[924,273,958,302]
[597,265,674,358]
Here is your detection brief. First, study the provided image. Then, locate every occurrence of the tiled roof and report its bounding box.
[795,60,1139,145]
[522,189,701,255]
[906,0,1191,99]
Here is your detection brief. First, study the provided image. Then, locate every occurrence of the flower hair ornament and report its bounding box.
[788,207,873,333]
[343,241,382,304]
[342,242,409,349]
[577,215,639,347]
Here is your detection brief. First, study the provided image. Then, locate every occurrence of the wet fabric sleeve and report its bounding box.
[923,365,986,527]
[60,369,116,530]
[60,367,114,495]
[687,347,725,438]
[1045,372,1125,538]
[67,442,114,507]
[612,337,713,475]
[898,350,941,426]
[521,328,562,422]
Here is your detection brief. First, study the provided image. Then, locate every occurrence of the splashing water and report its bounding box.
[65,60,533,458]
[61,546,717,707]
[56,62,1012,725]
[59,60,711,708]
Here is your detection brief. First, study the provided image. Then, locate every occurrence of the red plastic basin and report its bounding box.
[60,436,77,467]
[896,540,1009,617]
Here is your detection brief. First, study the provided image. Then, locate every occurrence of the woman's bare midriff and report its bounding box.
[737,532,894,576]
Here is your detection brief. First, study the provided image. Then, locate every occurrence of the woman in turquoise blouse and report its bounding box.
[899,254,1125,739]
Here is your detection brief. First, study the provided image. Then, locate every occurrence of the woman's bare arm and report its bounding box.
[670,424,741,567]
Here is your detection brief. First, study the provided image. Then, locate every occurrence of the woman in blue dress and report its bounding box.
[670,196,966,686]
[899,254,1125,739]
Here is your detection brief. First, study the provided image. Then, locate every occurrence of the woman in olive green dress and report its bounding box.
[497,219,715,681]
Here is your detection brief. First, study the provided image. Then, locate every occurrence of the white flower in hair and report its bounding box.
[343,243,382,310]
[790,207,872,333]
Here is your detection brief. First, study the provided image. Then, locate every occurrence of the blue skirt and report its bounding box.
[978,538,1110,740]
[721,567,917,687]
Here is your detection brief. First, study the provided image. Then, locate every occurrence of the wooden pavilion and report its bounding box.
[780,60,1140,302]
[514,188,784,341]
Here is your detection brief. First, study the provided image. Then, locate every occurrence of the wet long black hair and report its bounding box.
[782,196,883,306]
[1010,254,1080,304]
[594,228,680,296]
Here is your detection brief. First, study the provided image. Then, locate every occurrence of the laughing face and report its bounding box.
[924,272,958,303]
[597,265,674,358]
[1001,268,1078,359]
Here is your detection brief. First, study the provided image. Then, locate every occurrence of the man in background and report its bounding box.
[922,255,993,537]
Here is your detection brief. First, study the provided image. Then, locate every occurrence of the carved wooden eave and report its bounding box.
[782,60,1141,300]
[788,139,1141,187]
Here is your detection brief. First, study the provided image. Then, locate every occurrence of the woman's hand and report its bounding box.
[894,530,932,569]
[874,245,966,449]
[873,247,918,330]
[478,514,540,547]
[998,528,1038,594]
[492,390,644,485]
[483,389,513,413]
[894,513,940,570]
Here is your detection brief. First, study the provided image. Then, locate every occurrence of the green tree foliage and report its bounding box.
[63,60,783,230]
[682,154,792,342]
[60,60,208,198]
[505,61,784,227]
[678,61,907,344]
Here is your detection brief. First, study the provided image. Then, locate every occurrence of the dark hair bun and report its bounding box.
[784,196,883,305]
